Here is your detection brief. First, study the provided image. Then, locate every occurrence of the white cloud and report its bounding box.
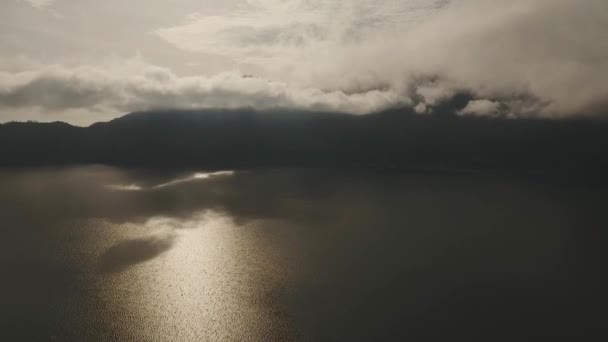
[0,58,407,121]
[458,100,500,117]
[156,0,608,118]
[2,0,608,122]
[17,0,55,9]
[415,81,457,106]
[414,102,427,114]
[155,0,447,67]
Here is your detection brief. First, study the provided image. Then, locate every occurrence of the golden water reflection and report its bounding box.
[93,211,293,341]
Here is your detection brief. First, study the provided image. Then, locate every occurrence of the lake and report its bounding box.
[0,166,605,340]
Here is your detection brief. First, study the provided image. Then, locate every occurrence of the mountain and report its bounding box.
[1,108,607,177]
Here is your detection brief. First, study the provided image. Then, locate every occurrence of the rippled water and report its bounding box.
[0,167,605,340]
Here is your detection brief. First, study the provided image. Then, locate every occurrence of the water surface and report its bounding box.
[0,167,605,340]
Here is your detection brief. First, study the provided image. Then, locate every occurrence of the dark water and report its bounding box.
[0,166,605,341]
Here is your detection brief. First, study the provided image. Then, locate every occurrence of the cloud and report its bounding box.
[16,0,55,9]
[155,0,446,66]
[313,0,608,118]
[458,100,500,117]
[155,0,608,118]
[0,59,407,117]
[414,102,427,114]
[2,0,608,120]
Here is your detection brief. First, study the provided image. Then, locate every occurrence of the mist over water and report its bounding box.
[0,166,605,340]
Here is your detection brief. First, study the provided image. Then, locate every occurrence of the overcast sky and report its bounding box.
[1,0,607,125]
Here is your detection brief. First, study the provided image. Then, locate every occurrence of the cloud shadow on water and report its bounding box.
[97,234,175,274]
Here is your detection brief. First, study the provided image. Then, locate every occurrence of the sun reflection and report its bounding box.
[153,171,235,189]
[106,171,235,192]
[105,184,143,191]
[96,210,292,341]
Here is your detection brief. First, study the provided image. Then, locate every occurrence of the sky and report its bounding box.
[1,0,607,125]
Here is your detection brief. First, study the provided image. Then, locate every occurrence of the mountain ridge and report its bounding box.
[2,108,607,178]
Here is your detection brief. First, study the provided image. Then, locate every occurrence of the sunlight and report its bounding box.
[106,171,235,192]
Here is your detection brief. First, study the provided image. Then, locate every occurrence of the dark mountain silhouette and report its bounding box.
[1,108,607,177]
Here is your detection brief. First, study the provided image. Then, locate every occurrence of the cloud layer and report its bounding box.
[157,0,608,118]
[0,59,405,119]
[1,0,608,122]
[16,0,54,9]
[156,0,446,65]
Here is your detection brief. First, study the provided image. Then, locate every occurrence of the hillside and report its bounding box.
[1,108,607,177]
